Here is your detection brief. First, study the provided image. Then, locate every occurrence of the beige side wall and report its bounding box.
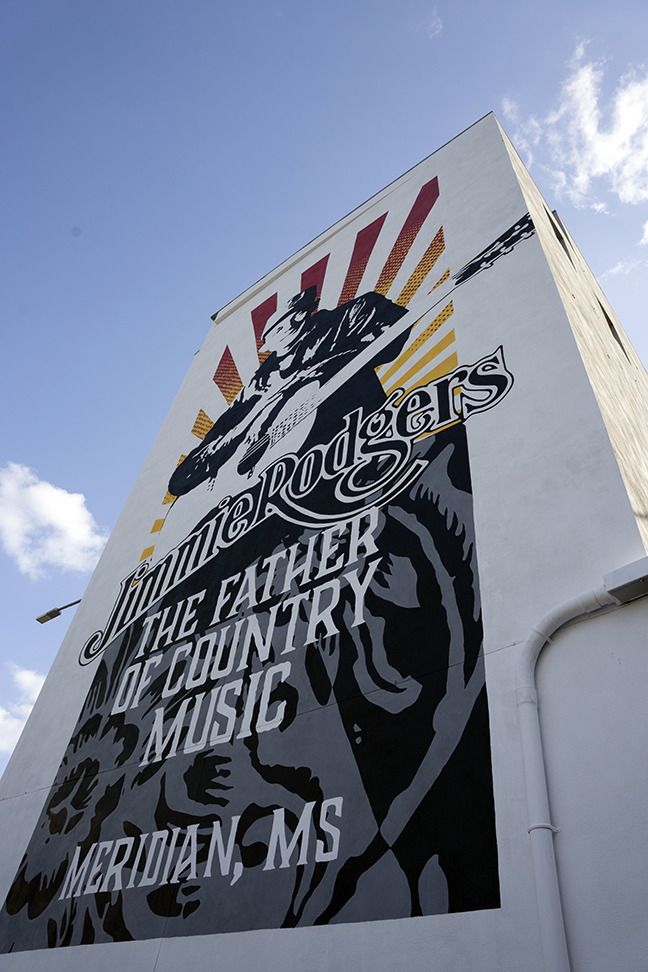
[498,120,648,552]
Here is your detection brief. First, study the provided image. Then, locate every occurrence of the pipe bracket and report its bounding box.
[528,822,560,835]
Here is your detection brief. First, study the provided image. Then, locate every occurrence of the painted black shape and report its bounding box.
[183,900,201,919]
[314,831,389,924]
[70,714,102,754]
[132,758,164,788]
[80,774,126,855]
[180,884,200,896]
[243,729,332,927]
[10,768,129,942]
[390,686,499,914]
[245,733,324,806]
[304,642,332,705]
[236,804,277,869]
[102,892,134,942]
[63,812,84,835]
[282,859,329,929]
[147,884,183,919]
[3,857,67,920]
[453,212,535,285]
[46,807,67,836]
[80,908,95,944]
[58,899,77,946]
[100,713,139,767]
[94,891,110,918]
[154,775,206,832]
[407,432,482,685]
[334,515,451,826]
[85,660,109,712]
[445,423,473,494]
[45,758,100,831]
[183,751,232,807]
[273,676,299,733]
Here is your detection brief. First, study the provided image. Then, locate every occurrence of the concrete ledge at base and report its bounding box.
[0,910,538,972]
[0,938,160,972]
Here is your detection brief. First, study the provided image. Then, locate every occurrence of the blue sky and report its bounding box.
[2,0,648,770]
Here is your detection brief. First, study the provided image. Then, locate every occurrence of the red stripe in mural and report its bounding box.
[251,293,277,363]
[337,213,388,306]
[301,255,330,301]
[374,177,440,296]
[213,347,243,405]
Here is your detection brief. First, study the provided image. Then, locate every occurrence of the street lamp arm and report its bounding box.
[35,599,82,624]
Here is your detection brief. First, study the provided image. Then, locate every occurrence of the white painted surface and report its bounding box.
[1,114,647,970]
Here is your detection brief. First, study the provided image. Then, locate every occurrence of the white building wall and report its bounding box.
[500,120,648,552]
[0,114,647,972]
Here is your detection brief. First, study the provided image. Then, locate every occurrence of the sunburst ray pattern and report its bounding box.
[374,178,439,296]
[191,409,214,440]
[377,301,456,398]
[396,226,445,307]
[301,255,330,299]
[213,347,244,404]
[430,267,450,291]
[337,214,387,305]
[251,294,277,364]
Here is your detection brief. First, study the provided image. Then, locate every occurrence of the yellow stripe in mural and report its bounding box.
[162,454,187,505]
[377,302,453,386]
[404,351,459,395]
[396,227,445,307]
[386,347,458,398]
[191,409,214,440]
[140,546,155,562]
[430,267,450,291]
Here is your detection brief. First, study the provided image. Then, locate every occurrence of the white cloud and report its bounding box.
[427,7,442,39]
[601,259,642,279]
[501,97,519,123]
[0,663,46,755]
[0,462,108,579]
[504,46,648,212]
[640,221,648,245]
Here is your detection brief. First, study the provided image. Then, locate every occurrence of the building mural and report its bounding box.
[0,176,533,950]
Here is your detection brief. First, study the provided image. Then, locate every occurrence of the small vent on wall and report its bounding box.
[597,297,630,361]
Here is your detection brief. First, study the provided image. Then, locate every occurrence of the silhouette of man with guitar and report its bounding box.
[169,285,411,500]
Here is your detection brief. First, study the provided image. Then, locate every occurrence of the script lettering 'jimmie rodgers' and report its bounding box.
[80,346,513,666]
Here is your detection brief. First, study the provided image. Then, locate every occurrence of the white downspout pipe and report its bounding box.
[516,585,614,972]
[516,556,648,972]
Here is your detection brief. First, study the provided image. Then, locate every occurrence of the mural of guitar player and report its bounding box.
[0,211,532,951]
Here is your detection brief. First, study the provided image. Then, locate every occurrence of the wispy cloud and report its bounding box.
[0,462,108,579]
[0,663,46,755]
[503,44,648,221]
[427,7,442,39]
[601,258,643,279]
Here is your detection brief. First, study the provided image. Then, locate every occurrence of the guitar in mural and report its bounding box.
[164,211,533,526]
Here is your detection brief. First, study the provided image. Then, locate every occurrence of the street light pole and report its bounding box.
[36,600,81,624]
